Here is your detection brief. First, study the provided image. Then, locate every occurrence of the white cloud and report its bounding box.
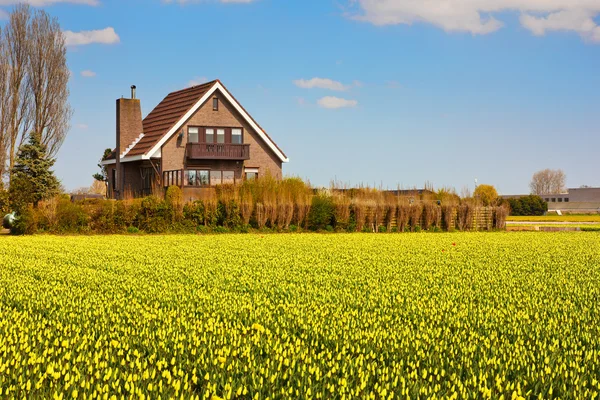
[520,9,600,42]
[76,123,88,130]
[187,76,208,87]
[80,70,96,78]
[294,78,349,91]
[0,0,98,5]
[64,27,120,47]
[317,96,358,109]
[350,0,600,42]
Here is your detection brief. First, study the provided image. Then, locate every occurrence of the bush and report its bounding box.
[308,194,334,231]
[508,195,547,216]
[138,196,170,233]
[10,206,37,235]
[127,226,140,234]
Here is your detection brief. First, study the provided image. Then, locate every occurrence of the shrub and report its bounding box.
[494,205,509,230]
[127,226,140,234]
[409,204,423,232]
[183,201,205,226]
[10,206,37,235]
[165,186,184,222]
[308,194,334,231]
[508,195,547,216]
[396,204,410,233]
[457,203,475,231]
[442,205,456,231]
[55,199,88,233]
[138,196,170,233]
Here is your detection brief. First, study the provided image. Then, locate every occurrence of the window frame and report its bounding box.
[213,97,219,111]
[231,128,243,144]
[188,127,199,143]
[184,169,211,187]
[244,168,259,181]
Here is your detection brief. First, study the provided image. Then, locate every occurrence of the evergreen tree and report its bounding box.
[9,133,60,209]
[93,148,113,182]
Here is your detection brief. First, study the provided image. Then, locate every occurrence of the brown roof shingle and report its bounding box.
[127,80,217,157]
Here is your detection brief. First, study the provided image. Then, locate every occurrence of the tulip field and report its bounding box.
[1,232,600,399]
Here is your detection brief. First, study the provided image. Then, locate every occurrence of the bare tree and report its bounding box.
[0,5,71,185]
[3,5,32,181]
[530,169,566,195]
[27,9,72,157]
[0,26,9,184]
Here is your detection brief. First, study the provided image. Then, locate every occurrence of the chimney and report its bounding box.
[115,85,143,198]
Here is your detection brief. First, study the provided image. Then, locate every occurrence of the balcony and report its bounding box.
[186,142,250,160]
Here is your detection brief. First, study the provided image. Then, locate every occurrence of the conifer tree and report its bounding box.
[9,133,59,209]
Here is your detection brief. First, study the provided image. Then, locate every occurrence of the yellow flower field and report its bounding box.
[0,233,599,399]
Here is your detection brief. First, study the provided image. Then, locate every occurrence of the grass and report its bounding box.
[507,215,600,222]
[1,233,600,398]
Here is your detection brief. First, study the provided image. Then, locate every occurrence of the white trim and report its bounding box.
[144,82,289,163]
[120,132,145,158]
[100,154,148,165]
[244,167,259,173]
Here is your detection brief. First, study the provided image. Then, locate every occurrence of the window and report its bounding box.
[142,167,154,191]
[558,198,563,202]
[245,168,258,181]
[217,129,225,144]
[197,170,209,186]
[213,97,218,111]
[222,171,235,184]
[184,170,210,186]
[210,170,222,185]
[187,170,196,186]
[565,198,569,202]
[188,127,199,143]
[231,128,242,144]
[163,170,182,187]
[551,198,556,202]
[545,198,549,202]
[112,169,117,191]
[205,128,214,143]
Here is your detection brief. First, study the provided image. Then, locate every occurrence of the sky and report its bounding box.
[1,0,599,195]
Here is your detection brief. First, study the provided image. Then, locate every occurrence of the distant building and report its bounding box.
[502,187,600,213]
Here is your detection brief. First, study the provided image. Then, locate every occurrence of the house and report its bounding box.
[101,80,288,200]
[502,187,600,213]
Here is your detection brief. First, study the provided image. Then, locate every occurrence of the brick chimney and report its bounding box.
[115,85,143,198]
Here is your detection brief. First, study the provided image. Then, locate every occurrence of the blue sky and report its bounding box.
[1,0,599,194]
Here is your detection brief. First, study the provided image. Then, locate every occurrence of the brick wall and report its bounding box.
[116,98,143,197]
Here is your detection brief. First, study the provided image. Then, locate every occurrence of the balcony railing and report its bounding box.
[186,143,250,160]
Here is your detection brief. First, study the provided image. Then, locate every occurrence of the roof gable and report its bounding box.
[124,80,288,163]
[126,81,216,157]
